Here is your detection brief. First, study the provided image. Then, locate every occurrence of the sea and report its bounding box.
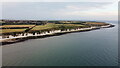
[2,21,118,66]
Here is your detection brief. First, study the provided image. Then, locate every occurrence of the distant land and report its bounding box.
[0,19,115,45]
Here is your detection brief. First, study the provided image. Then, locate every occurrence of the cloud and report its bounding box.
[53,2,117,20]
[2,2,117,21]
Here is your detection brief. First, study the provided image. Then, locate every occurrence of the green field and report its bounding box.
[31,23,86,30]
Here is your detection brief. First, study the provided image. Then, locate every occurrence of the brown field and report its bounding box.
[85,22,108,25]
[0,25,35,28]
[0,29,26,34]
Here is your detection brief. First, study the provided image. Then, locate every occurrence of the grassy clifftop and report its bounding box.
[0,21,112,35]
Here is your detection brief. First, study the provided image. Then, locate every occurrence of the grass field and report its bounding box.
[31,23,87,31]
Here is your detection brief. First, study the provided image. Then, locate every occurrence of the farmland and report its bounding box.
[0,20,113,35]
[0,23,88,34]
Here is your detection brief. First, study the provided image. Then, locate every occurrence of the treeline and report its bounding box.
[48,21,86,24]
[1,22,46,25]
[0,19,47,25]
[0,20,88,25]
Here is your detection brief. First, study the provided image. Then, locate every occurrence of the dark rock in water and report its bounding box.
[110,25,115,27]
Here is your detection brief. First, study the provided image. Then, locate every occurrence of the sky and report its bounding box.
[1,1,118,21]
[1,0,119,2]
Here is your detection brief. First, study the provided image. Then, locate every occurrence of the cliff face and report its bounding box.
[1,23,114,46]
[0,20,115,45]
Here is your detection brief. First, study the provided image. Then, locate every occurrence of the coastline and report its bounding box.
[1,24,115,46]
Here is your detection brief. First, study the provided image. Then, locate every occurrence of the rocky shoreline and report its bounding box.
[1,24,115,46]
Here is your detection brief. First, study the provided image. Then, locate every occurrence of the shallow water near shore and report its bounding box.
[2,21,118,66]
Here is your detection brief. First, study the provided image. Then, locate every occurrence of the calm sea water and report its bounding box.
[2,21,118,66]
